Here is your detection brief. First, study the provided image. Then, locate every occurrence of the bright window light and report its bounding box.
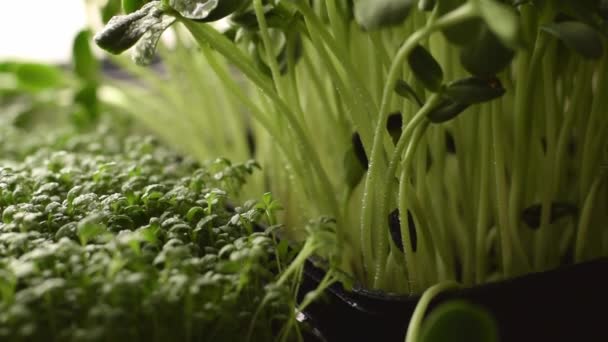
[0,1,87,63]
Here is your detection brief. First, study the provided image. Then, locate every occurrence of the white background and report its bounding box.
[0,1,88,63]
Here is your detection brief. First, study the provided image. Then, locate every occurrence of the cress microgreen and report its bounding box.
[0,120,310,341]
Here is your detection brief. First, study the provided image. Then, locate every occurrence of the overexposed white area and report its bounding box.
[0,1,88,63]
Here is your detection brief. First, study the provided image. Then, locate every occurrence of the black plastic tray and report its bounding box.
[298,258,608,342]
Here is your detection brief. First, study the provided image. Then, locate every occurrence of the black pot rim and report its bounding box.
[343,256,608,301]
[300,257,608,342]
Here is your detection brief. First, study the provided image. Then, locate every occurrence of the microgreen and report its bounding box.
[0,122,304,341]
[92,0,608,314]
[0,28,104,131]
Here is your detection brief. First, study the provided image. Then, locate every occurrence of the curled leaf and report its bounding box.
[132,16,176,65]
[94,1,164,55]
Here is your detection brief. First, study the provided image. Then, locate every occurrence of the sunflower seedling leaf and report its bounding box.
[476,0,521,48]
[427,99,470,123]
[445,77,505,104]
[132,16,176,65]
[395,79,424,107]
[94,1,165,55]
[460,26,515,77]
[408,45,444,92]
[437,0,483,46]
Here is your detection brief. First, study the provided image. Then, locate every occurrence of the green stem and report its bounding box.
[286,35,306,127]
[360,2,477,282]
[579,57,608,200]
[553,62,592,203]
[326,0,348,54]
[291,1,377,143]
[254,0,286,95]
[297,271,337,312]
[535,43,559,270]
[372,95,441,287]
[277,243,314,286]
[508,21,550,275]
[200,44,293,163]
[181,20,340,220]
[475,106,492,283]
[574,175,605,262]
[159,39,224,154]
[398,169,419,293]
[491,99,513,278]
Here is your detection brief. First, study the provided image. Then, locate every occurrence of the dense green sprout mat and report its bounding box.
[0,125,299,341]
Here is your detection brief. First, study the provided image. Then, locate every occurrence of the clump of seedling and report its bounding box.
[94,0,608,299]
[0,126,307,341]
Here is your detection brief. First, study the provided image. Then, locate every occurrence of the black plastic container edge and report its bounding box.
[298,258,608,342]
